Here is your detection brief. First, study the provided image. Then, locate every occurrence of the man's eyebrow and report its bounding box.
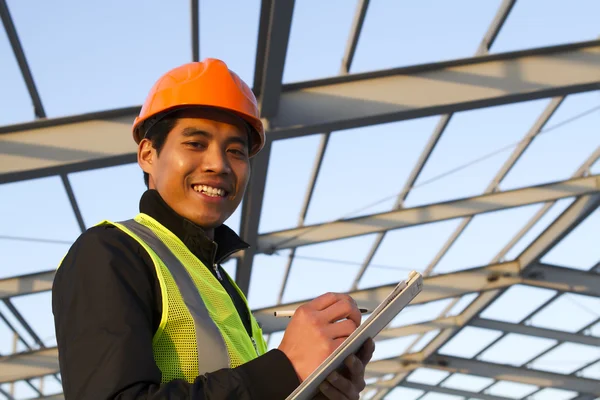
[181,128,211,138]
[181,127,248,147]
[227,135,249,147]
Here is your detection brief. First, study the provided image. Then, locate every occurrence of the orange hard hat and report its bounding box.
[132,58,265,157]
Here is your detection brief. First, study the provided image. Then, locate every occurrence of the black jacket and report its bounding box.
[52,190,300,399]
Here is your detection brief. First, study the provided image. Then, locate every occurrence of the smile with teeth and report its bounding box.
[192,184,228,198]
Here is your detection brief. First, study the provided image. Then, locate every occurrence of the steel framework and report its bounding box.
[1,0,599,399]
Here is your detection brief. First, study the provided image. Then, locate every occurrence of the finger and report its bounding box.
[326,319,358,340]
[324,371,359,400]
[310,292,347,312]
[327,336,348,354]
[318,380,346,400]
[321,297,361,326]
[356,338,375,365]
[344,355,364,379]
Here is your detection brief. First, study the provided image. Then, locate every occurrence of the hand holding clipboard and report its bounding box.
[283,271,424,400]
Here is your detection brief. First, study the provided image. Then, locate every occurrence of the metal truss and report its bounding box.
[1,0,599,398]
[236,0,296,295]
[2,40,599,183]
[367,355,600,394]
[0,261,597,385]
[254,260,600,333]
[365,192,600,399]
[361,146,600,399]
[256,174,600,251]
[0,0,45,119]
[352,0,524,291]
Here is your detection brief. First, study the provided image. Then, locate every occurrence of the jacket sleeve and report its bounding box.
[52,226,299,399]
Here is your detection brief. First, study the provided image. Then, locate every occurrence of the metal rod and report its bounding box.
[277,133,330,303]
[476,0,517,54]
[60,174,86,233]
[351,0,519,292]
[191,0,199,62]
[351,114,451,290]
[0,0,46,119]
[340,0,370,74]
[422,97,564,277]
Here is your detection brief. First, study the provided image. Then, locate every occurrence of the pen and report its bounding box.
[274,308,370,318]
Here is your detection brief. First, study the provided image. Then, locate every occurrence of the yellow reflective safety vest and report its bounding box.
[98,213,268,383]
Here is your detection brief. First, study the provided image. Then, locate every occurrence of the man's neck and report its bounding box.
[204,228,215,241]
[138,190,249,266]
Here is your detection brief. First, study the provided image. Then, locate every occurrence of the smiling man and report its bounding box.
[52,59,374,400]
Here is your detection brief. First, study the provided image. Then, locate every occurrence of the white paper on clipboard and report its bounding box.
[286,270,424,400]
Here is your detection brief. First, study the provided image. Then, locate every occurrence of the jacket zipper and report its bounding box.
[213,244,258,355]
[213,263,223,280]
[251,337,259,356]
[210,241,223,281]
[213,244,248,282]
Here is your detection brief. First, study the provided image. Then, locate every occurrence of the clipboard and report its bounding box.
[286,270,424,400]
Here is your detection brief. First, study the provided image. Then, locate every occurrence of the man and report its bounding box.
[52,58,375,399]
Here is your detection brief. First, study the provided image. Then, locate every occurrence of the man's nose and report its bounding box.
[202,146,232,174]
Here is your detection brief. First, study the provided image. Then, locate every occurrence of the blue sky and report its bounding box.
[1,0,599,398]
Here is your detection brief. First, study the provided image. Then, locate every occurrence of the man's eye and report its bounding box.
[185,141,205,149]
[229,148,247,157]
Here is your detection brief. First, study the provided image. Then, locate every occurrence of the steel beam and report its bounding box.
[376,314,600,348]
[523,262,600,297]
[3,41,600,183]
[424,355,600,395]
[255,0,295,117]
[257,175,600,251]
[1,262,593,332]
[0,270,54,300]
[236,140,271,296]
[367,355,600,395]
[470,318,600,347]
[0,0,45,118]
[0,111,138,182]
[253,261,594,333]
[252,0,273,98]
[268,40,600,140]
[236,0,295,295]
[255,262,518,333]
[401,381,514,400]
[0,348,58,384]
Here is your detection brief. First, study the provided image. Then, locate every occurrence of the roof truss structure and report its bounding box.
[1,0,599,399]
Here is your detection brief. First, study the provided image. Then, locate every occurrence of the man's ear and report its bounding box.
[138,139,155,175]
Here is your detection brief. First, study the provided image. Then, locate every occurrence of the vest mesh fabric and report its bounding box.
[152,254,201,382]
[109,222,200,383]
[109,214,267,383]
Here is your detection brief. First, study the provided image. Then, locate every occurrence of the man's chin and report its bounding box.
[187,214,226,230]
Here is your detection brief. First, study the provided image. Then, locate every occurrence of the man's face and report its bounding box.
[139,108,251,230]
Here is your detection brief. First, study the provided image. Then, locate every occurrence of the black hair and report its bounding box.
[142,115,178,188]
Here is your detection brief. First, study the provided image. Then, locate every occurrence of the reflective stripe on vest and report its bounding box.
[119,219,230,374]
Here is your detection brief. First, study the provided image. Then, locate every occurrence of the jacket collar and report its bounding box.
[139,190,249,266]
